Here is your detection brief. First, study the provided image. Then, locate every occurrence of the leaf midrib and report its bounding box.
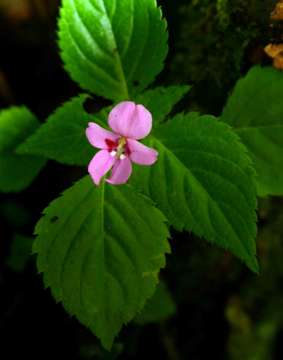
[96,0,129,99]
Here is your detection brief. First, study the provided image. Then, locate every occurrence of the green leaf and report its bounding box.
[135,280,176,325]
[0,107,46,192]
[58,0,168,101]
[34,176,170,349]
[130,114,258,272]
[221,66,283,196]
[17,95,94,165]
[135,85,191,125]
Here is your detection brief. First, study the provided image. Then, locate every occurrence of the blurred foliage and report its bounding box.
[169,0,275,113]
[134,281,176,325]
[225,198,283,360]
[0,200,31,228]
[6,234,32,272]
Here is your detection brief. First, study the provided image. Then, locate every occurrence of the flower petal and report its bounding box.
[88,150,116,186]
[86,122,119,149]
[108,101,152,140]
[106,157,132,185]
[127,139,158,165]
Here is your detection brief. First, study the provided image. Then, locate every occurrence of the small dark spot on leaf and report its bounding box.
[83,97,112,114]
[50,216,59,223]
[133,80,140,87]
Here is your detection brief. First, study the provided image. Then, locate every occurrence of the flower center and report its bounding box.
[106,137,128,160]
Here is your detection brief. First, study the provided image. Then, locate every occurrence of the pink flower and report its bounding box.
[86,101,158,185]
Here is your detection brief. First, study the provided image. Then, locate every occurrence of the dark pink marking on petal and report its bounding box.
[105,138,118,151]
[86,122,119,149]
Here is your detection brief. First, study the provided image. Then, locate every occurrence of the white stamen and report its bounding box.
[120,154,126,160]
[110,150,117,157]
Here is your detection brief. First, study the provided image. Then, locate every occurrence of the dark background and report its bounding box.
[1,0,283,359]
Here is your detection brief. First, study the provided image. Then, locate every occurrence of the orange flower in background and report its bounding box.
[0,0,31,22]
[271,0,283,21]
[264,1,283,70]
[264,44,283,70]
[0,0,60,23]
[264,44,283,58]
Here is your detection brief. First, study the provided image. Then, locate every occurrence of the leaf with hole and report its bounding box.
[34,176,170,349]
